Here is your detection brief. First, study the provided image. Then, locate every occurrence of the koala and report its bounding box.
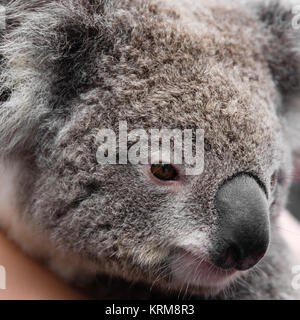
[0,0,300,299]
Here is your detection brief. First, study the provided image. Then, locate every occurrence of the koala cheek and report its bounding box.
[172,231,212,257]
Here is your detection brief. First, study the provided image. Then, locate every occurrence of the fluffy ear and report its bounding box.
[251,1,300,159]
[0,0,120,155]
[253,0,300,95]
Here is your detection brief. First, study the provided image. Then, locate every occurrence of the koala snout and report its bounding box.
[212,174,270,271]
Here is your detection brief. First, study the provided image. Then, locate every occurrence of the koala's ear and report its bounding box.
[0,0,120,155]
[251,1,300,155]
[254,0,300,95]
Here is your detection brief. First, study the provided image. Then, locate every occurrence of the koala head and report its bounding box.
[0,0,299,297]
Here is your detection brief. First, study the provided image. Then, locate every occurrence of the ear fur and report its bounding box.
[0,0,119,155]
[251,0,300,157]
[253,0,300,95]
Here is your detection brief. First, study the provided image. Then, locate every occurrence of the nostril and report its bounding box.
[214,241,268,271]
[225,244,241,265]
[236,250,266,271]
[215,243,242,270]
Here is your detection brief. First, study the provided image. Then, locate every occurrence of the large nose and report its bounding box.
[213,174,270,271]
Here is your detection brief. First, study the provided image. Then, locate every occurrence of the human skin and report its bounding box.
[0,231,85,300]
[0,210,298,300]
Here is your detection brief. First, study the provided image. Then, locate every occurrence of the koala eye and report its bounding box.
[150,164,179,181]
[271,171,278,189]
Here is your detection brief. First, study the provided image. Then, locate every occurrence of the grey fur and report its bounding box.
[0,0,299,299]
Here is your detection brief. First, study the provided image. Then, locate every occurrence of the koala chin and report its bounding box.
[0,0,300,299]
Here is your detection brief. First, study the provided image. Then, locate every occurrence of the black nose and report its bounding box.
[214,238,268,271]
[213,174,270,271]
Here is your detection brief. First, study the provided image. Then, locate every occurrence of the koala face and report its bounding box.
[0,0,299,297]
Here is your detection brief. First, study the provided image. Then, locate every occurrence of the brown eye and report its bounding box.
[150,164,178,181]
[271,171,278,188]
